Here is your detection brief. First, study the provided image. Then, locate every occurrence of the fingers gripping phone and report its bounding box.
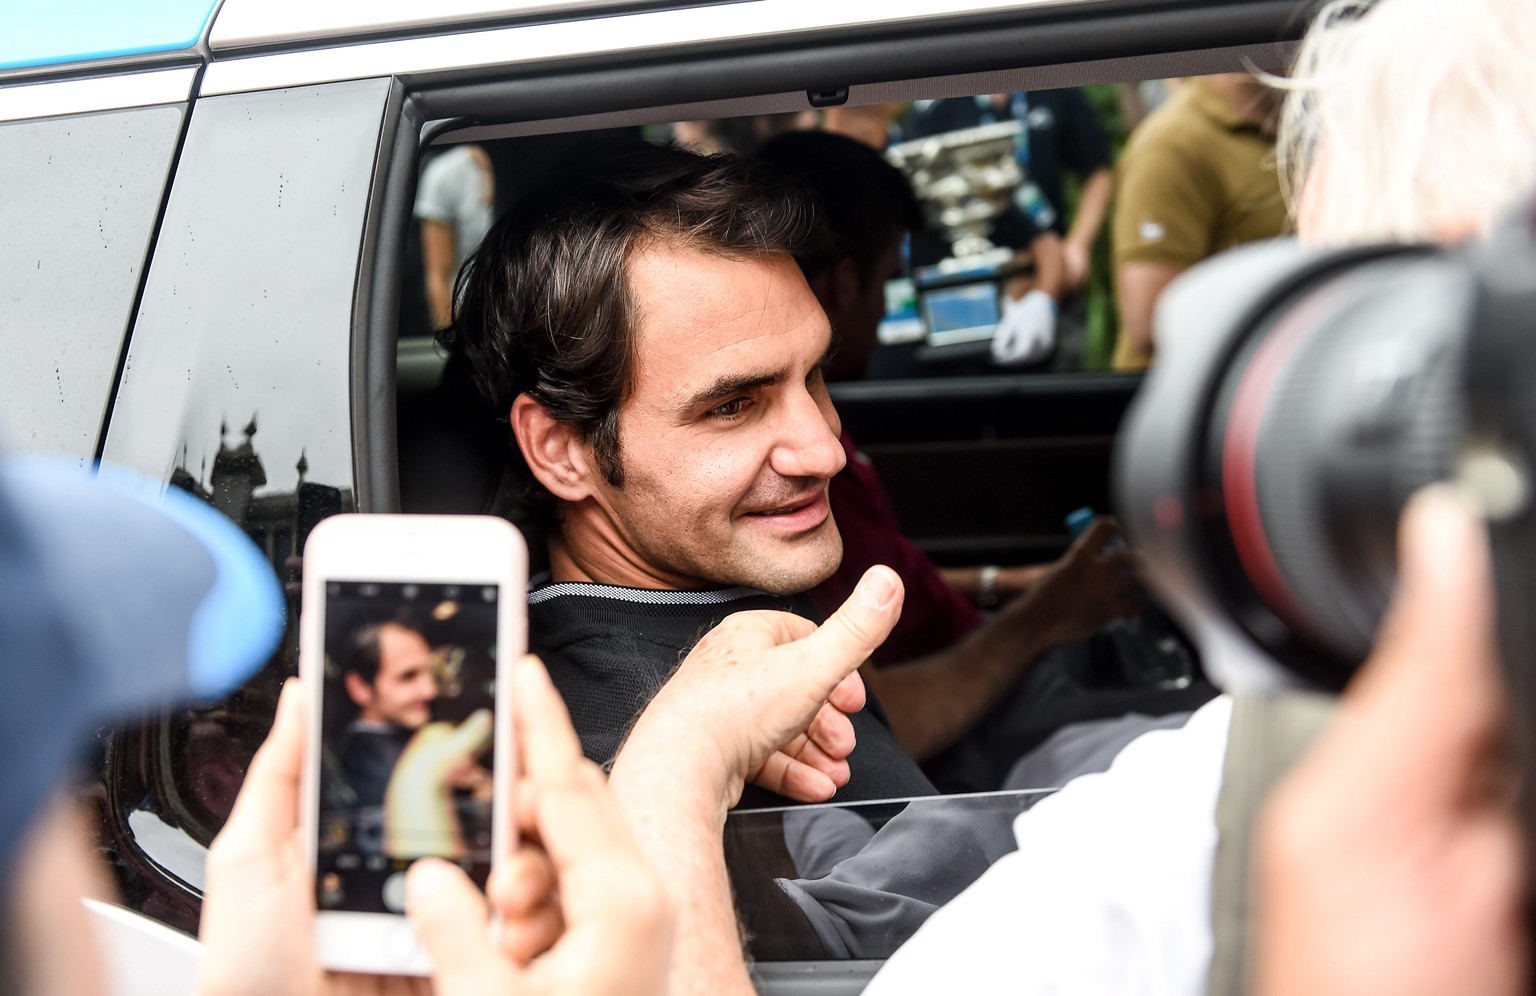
[299,514,526,975]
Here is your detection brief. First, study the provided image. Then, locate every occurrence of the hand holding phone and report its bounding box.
[299,514,526,975]
[196,661,675,996]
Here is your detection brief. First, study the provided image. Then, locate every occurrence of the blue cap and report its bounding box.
[0,456,285,882]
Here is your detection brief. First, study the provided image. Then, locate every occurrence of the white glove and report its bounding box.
[991,289,1057,367]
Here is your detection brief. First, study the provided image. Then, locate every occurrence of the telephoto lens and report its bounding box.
[1114,238,1474,691]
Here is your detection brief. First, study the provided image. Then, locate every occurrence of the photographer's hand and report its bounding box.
[199,666,670,996]
[1256,487,1527,996]
[406,656,673,996]
[195,680,429,996]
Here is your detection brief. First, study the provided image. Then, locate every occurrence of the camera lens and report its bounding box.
[1210,255,1471,679]
[1117,240,1471,689]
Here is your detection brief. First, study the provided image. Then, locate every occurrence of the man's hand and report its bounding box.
[1011,516,1142,649]
[604,566,904,996]
[406,656,673,996]
[196,680,429,996]
[1062,238,1092,292]
[1256,487,1526,996]
[616,564,904,811]
[991,289,1058,367]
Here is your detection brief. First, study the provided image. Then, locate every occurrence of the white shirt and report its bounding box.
[864,694,1234,996]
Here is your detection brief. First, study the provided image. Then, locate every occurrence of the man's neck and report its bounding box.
[1204,74,1279,132]
[547,508,705,591]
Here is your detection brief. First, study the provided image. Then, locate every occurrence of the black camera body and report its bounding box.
[1114,198,1536,697]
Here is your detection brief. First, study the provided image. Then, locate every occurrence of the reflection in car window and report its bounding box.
[727,792,1049,960]
[97,79,390,931]
[0,105,183,459]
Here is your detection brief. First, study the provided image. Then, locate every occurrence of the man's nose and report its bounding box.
[769,388,846,480]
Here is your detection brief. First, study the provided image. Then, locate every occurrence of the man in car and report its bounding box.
[444,140,1048,989]
[332,612,442,821]
[445,139,936,806]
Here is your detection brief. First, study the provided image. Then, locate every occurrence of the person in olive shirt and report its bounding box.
[1111,73,1292,370]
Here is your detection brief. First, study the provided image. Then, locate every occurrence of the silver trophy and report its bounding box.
[885,119,1024,264]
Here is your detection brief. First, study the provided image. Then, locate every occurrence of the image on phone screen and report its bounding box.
[316,579,500,915]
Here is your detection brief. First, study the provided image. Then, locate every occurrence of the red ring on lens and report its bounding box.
[1220,292,1335,629]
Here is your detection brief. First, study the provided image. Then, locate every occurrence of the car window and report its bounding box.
[0,105,183,459]
[659,75,1288,382]
[725,791,1052,960]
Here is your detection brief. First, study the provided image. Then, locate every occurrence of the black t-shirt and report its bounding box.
[527,581,936,809]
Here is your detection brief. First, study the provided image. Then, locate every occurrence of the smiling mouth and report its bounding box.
[754,501,813,516]
[741,491,830,530]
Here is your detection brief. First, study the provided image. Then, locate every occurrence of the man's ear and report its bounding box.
[510,393,597,502]
[343,671,373,711]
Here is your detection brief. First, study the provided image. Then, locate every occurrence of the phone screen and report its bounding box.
[315,579,500,915]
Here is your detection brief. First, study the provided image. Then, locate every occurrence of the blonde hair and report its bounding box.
[1278,0,1536,246]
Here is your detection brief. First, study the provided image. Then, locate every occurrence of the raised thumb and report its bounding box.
[800,566,902,687]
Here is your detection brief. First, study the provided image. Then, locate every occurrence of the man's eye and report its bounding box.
[709,399,746,418]
[709,397,749,419]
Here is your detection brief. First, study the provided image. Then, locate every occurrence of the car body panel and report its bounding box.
[0,102,185,460]
[103,78,387,493]
[209,0,693,51]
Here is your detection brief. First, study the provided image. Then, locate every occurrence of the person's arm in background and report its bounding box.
[938,563,1052,606]
[1003,230,1065,304]
[1115,260,1185,368]
[606,568,905,996]
[1057,87,1116,292]
[1110,137,1215,370]
[869,518,1142,761]
[420,218,458,332]
[1256,487,1526,996]
[1063,168,1113,291]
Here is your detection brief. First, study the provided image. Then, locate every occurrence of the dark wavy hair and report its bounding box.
[439,139,824,525]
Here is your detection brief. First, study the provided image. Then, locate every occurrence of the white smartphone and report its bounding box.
[298,514,526,975]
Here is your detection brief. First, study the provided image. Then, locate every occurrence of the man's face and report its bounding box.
[352,623,438,728]
[826,233,905,381]
[580,246,846,595]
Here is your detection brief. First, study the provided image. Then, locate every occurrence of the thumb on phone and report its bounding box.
[406,858,512,990]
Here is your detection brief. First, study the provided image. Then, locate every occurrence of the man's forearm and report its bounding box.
[607,748,756,996]
[1065,169,1113,258]
[939,564,1052,605]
